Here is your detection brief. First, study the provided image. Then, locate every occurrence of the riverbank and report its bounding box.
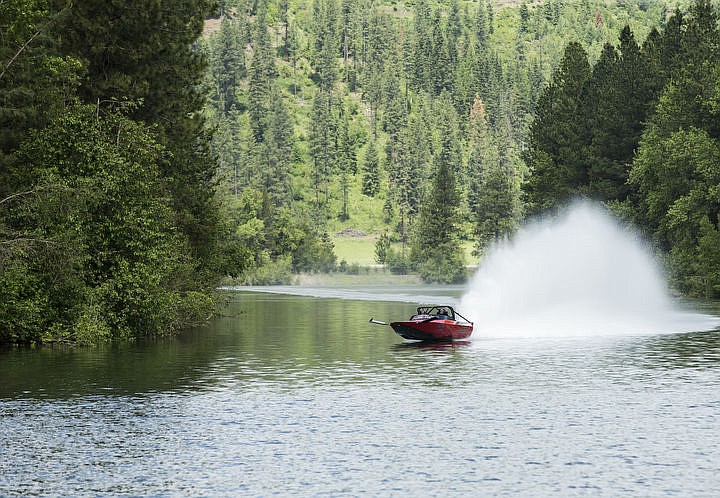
[295,270,422,286]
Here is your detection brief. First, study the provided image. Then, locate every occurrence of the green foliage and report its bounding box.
[693,218,720,297]
[412,98,466,283]
[473,161,520,255]
[385,247,411,275]
[198,0,714,296]
[292,227,337,273]
[630,126,720,296]
[521,1,720,297]
[524,41,591,213]
[12,105,201,339]
[416,244,466,284]
[374,232,390,264]
[1,1,221,344]
[249,0,278,142]
[0,1,81,179]
[309,89,336,209]
[239,255,295,285]
[6,0,715,346]
[208,17,247,113]
[362,140,380,197]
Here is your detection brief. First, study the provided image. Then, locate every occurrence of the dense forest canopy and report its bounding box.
[203,0,718,294]
[1,0,222,344]
[1,0,719,345]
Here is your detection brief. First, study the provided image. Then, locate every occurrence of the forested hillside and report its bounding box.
[202,0,716,291]
[525,0,720,297]
[2,0,719,345]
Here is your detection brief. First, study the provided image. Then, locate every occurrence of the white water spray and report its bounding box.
[460,202,720,338]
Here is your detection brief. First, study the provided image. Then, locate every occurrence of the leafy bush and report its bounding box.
[417,246,467,284]
[240,255,295,285]
[385,249,410,275]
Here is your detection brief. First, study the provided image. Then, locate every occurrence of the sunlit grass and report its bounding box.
[332,235,379,265]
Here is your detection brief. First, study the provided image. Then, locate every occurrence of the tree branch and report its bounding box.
[0,4,73,82]
[0,237,54,246]
[0,189,37,206]
[0,28,44,82]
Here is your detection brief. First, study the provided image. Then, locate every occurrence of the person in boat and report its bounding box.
[437,308,450,320]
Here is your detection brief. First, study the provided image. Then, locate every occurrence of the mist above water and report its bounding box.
[460,202,720,338]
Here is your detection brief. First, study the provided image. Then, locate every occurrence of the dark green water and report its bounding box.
[2,288,720,496]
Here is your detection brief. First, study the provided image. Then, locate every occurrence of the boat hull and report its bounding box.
[390,319,473,341]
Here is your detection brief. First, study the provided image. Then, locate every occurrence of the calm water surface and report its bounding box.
[2,287,720,496]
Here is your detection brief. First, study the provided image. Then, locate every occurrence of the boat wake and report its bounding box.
[459,201,720,338]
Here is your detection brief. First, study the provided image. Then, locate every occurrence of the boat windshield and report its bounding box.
[416,306,455,320]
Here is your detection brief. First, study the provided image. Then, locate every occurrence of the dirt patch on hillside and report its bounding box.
[335,228,368,237]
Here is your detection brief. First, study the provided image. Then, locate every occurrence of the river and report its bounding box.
[2,286,720,496]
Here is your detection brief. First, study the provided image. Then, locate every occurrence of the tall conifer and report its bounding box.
[524,42,591,213]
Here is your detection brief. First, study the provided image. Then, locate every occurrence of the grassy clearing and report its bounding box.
[333,234,479,267]
[332,234,379,265]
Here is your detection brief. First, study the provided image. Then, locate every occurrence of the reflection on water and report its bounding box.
[1,289,720,496]
[624,331,720,371]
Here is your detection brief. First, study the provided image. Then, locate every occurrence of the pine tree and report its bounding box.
[627,1,720,296]
[412,94,465,284]
[362,139,380,197]
[413,154,466,284]
[259,85,294,210]
[0,2,77,186]
[410,0,433,93]
[337,104,355,220]
[524,42,591,214]
[312,0,339,93]
[279,0,290,60]
[519,3,530,33]
[211,16,246,113]
[475,1,488,51]
[248,0,277,142]
[583,26,653,202]
[310,90,336,209]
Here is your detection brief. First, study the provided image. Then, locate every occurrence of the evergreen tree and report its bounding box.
[412,94,465,284]
[0,1,78,184]
[279,0,290,60]
[337,104,356,220]
[583,26,653,202]
[362,139,380,197]
[310,90,336,209]
[524,42,591,214]
[258,85,294,210]
[53,0,222,279]
[312,0,339,93]
[467,96,518,254]
[475,0,488,51]
[211,16,246,113]
[410,0,433,93]
[362,7,395,127]
[627,1,720,297]
[519,3,530,33]
[487,1,495,35]
[212,110,248,198]
[248,0,277,142]
[412,154,466,284]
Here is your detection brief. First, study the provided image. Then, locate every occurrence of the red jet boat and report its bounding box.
[370,305,473,342]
